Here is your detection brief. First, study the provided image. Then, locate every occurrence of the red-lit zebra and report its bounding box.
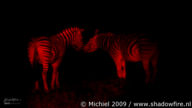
[28,27,84,92]
[84,30,159,84]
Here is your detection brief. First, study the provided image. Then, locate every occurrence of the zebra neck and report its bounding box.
[100,36,111,50]
[101,36,121,52]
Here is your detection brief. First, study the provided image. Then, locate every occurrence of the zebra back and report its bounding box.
[50,27,84,51]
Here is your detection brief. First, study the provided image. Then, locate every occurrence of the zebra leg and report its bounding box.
[42,63,49,92]
[142,59,150,84]
[51,66,56,90]
[51,60,61,89]
[151,54,158,83]
[35,80,39,90]
[56,70,60,88]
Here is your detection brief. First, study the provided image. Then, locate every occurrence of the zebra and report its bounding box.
[83,30,159,84]
[28,27,84,92]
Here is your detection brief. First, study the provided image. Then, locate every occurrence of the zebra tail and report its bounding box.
[28,39,37,68]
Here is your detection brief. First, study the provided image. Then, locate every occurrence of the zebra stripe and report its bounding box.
[84,32,159,84]
[28,27,84,92]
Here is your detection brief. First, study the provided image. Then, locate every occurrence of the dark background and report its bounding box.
[1,5,191,107]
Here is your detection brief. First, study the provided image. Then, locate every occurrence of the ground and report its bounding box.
[27,78,127,108]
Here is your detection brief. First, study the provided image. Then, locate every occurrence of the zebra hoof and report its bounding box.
[145,78,150,84]
[32,88,40,93]
[56,85,60,89]
[51,87,55,90]
[56,83,60,89]
[44,88,49,93]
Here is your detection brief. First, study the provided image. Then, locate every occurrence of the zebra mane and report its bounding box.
[61,27,80,33]
[94,32,115,49]
[97,32,114,37]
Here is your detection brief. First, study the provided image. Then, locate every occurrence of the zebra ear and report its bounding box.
[95,29,99,34]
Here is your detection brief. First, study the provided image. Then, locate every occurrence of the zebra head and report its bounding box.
[71,27,84,51]
[84,34,99,53]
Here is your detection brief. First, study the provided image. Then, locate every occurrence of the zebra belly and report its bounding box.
[125,47,156,62]
[125,44,141,62]
[126,51,141,62]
